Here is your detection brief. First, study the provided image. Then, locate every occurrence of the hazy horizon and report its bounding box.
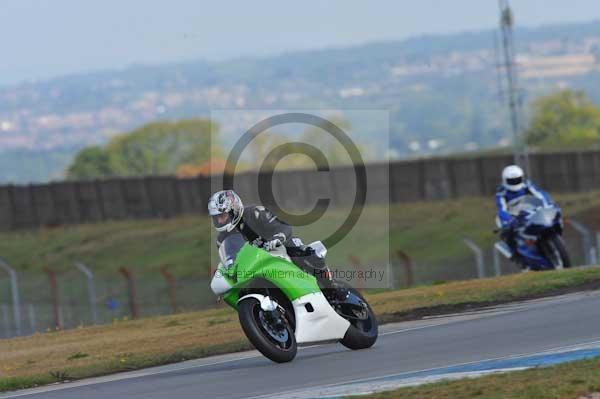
[3,0,600,86]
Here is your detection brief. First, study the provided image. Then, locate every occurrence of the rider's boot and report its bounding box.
[286,245,349,301]
[508,244,527,269]
[509,242,526,267]
[502,228,524,267]
[316,268,348,301]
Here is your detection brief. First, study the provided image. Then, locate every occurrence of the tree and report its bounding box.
[525,90,600,148]
[66,146,114,180]
[66,119,219,179]
[108,119,218,176]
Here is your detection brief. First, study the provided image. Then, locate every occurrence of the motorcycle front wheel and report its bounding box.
[335,282,378,350]
[238,297,297,363]
[540,234,571,269]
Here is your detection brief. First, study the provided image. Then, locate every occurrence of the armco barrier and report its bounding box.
[2,150,600,231]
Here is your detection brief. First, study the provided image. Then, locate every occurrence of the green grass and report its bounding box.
[0,217,212,278]
[371,265,600,318]
[360,356,600,399]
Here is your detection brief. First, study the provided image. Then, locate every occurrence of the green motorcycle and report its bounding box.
[210,234,378,363]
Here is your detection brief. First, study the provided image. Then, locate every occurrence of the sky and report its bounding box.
[2,0,600,86]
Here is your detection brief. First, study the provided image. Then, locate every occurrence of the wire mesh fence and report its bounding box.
[0,271,216,338]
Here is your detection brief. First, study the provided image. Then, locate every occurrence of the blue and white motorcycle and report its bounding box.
[495,196,571,270]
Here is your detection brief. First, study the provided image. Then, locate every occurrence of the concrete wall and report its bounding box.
[2,150,600,231]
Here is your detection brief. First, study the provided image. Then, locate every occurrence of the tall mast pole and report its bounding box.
[498,0,529,173]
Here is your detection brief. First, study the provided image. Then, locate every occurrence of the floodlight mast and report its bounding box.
[498,0,530,174]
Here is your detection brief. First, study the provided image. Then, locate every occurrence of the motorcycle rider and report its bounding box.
[496,165,554,262]
[208,190,340,292]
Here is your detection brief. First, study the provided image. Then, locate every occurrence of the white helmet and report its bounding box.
[502,165,525,191]
[208,190,244,232]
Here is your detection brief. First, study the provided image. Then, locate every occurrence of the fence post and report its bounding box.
[396,250,415,288]
[0,257,21,336]
[2,304,10,338]
[75,262,98,324]
[119,267,139,319]
[492,247,502,277]
[28,304,36,334]
[568,219,596,265]
[43,268,61,330]
[463,238,485,279]
[160,266,178,314]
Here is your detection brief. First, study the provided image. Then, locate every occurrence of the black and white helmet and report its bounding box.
[208,190,244,232]
[502,165,525,192]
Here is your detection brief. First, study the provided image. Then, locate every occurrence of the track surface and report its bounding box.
[3,291,600,399]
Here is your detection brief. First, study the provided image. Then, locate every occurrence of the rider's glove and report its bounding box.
[502,218,517,232]
[263,233,286,251]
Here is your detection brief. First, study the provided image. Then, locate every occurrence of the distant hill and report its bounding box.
[3,20,600,183]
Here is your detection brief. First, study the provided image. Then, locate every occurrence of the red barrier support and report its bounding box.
[160,266,178,314]
[396,250,415,288]
[119,267,139,319]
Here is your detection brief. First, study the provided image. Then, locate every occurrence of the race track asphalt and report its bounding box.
[3,291,600,399]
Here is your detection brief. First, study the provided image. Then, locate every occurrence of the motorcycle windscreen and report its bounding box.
[509,195,544,216]
[529,207,558,227]
[219,232,246,268]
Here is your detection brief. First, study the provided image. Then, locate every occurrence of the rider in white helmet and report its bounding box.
[496,165,554,261]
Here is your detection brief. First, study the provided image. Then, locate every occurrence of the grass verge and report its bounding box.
[359,356,600,399]
[2,267,600,392]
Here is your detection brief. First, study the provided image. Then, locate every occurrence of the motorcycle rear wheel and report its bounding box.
[238,298,297,363]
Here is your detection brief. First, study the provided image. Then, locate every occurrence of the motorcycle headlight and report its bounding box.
[542,209,557,225]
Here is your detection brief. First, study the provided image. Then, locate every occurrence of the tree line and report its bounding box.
[66,117,356,180]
